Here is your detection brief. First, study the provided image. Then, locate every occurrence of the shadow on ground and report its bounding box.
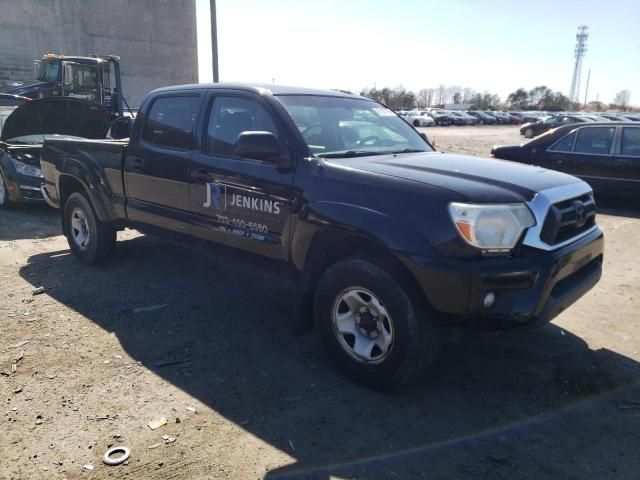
[0,203,59,240]
[18,231,640,479]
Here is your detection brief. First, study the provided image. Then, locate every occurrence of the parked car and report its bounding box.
[501,112,524,124]
[484,111,510,125]
[619,114,640,122]
[424,110,451,126]
[578,114,613,122]
[599,113,630,122]
[466,111,496,125]
[441,111,468,126]
[403,110,435,127]
[493,122,639,199]
[0,97,110,207]
[509,112,539,124]
[520,115,593,139]
[453,111,478,125]
[40,83,603,388]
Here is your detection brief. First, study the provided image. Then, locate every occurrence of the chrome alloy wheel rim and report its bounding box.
[331,287,395,364]
[70,207,90,250]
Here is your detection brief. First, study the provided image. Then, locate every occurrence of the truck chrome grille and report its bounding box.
[540,194,596,245]
[522,182,600,252]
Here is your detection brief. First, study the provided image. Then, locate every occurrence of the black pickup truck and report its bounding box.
[40,83,604,388]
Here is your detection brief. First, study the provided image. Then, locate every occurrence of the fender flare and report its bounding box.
[58,154,116,222]
[292,201,434,269]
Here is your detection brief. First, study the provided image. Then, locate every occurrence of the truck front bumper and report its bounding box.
[403,227,604,329]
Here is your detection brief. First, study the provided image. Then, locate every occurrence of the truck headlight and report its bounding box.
[448,203,535,252]
[10,158,43,178]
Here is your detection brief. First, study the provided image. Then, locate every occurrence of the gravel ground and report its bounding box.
[1,125,639,480]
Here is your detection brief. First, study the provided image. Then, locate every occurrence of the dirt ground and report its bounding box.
[1,125,639,480]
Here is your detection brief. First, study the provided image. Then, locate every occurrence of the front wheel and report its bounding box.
[524,127,534,138]
[63,192,116,264]
[314,257,439,389]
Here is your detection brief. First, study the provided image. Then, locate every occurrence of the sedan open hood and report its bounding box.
[1,97,110,142]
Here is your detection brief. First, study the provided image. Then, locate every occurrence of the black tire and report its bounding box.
[413,120,420,127]
[62,191,116,264]
[0,169,14,209]
[524,127,534,139]
[314,257,439,389]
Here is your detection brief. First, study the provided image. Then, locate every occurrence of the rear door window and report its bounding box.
[621,127,640,157]
[143,96,200,150]
[574,126,615,155]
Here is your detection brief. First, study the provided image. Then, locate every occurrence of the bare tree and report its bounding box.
[614,90,631,111]
[437,85,446,105]
[462,88,476,104]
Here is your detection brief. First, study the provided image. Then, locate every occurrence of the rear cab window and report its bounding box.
[142,95,200,150]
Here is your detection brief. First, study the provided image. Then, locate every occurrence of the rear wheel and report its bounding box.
[63,192,116,264]
[315,257,439,389]
[524,127,534,138]
[413,120,420,127]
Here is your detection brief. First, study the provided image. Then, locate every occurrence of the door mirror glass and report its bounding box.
[233,131,281,162]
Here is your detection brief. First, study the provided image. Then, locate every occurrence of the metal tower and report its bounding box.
[569,25,588,104]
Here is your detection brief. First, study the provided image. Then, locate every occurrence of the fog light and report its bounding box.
[483,292,496,309]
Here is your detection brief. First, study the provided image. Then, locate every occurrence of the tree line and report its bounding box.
[360,85,501,110]
[360,85,635,112]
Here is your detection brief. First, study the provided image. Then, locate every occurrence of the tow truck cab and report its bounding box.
[0,54,124,117]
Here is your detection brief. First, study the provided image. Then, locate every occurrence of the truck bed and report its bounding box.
[41,138,129,223]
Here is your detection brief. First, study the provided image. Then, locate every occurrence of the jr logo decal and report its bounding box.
[203,183,224,209]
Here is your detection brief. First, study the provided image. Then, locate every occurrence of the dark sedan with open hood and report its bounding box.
[0,97,110,207]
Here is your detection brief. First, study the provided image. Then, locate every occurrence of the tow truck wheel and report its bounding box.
[315,257,439,389]
[63,192,116,264]
[524,127,534,139]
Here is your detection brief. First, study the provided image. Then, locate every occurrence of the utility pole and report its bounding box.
[210,0,219,82]
[569,25,588,104]
[583,68,591,108]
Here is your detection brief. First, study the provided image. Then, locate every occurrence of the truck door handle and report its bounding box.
[192,168,212,183]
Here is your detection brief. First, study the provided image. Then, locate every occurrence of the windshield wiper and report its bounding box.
[318,150,386,159]
[390,148,426,154]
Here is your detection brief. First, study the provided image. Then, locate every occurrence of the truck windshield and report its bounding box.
[277,95,432,158]
[36,60,60,83]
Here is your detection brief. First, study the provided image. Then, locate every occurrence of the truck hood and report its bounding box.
[0,80,50,95]
[1,97,110,142]
[330,151,583,203]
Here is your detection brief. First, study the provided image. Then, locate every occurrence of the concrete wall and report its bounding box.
[0,0,198,106]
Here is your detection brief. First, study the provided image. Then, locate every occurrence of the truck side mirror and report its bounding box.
[233,131,291,168]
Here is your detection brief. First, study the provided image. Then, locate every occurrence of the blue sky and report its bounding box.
[196,0,640,105]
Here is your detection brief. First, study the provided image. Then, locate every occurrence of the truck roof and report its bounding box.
[148,83,363,99]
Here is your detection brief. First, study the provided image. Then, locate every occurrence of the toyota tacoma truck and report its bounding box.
[40,84,604,388]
